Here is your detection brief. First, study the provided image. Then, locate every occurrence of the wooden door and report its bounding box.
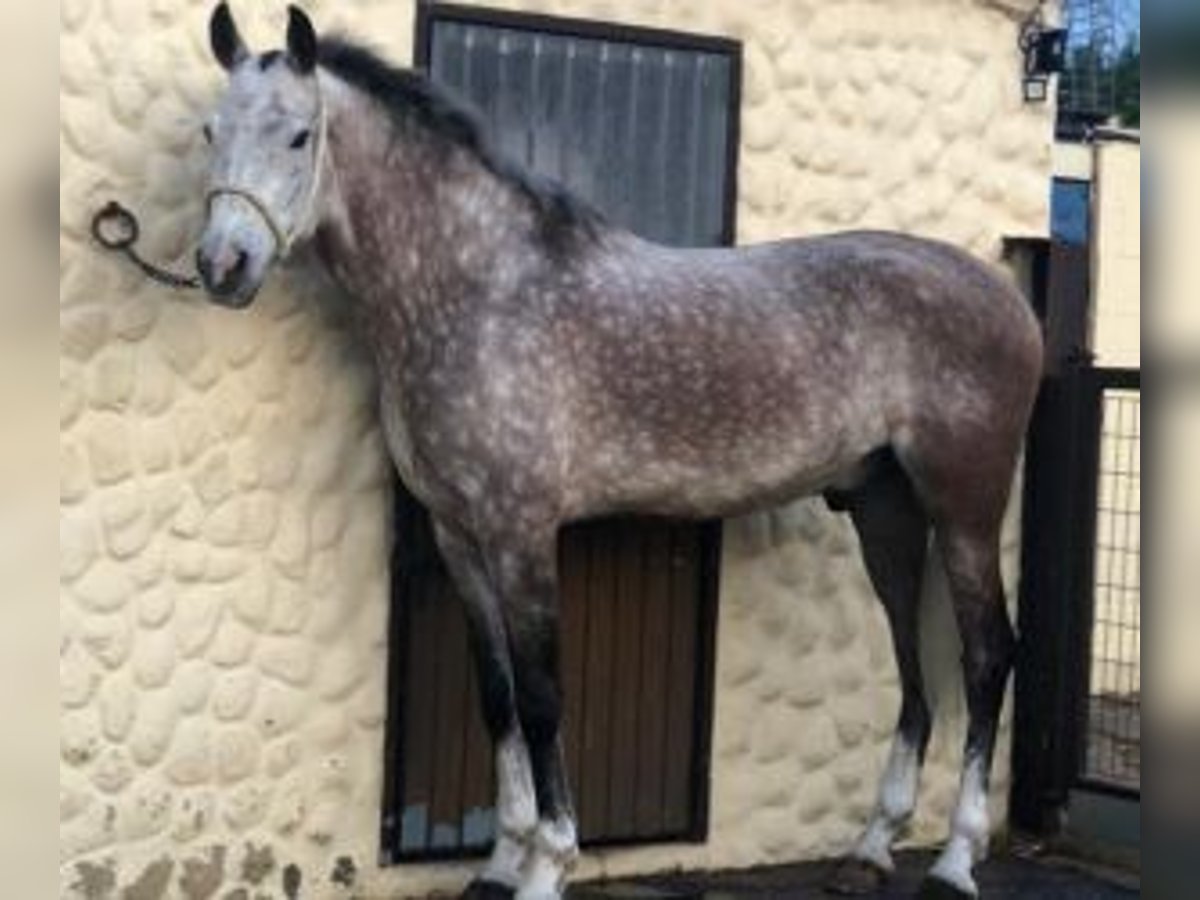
[385,507,720,858]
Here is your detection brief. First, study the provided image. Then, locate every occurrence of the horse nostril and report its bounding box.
[196,249,213,288]
[215,250,250,294]
[229,250,249,284]
[203,248,250,296]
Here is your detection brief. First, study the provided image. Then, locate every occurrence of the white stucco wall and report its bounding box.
[1090,136,1141,369]
[60,1,1052,897]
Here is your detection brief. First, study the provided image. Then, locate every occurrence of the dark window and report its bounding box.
[1050,178,1091,247]
[382,4,741,863]
[424,12,737,246]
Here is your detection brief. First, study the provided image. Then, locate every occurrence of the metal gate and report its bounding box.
[1080,368,1140,793]
[1011,240,1141,839]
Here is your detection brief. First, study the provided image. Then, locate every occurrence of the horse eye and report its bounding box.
[290,129,311,150]
[202,124,213,144]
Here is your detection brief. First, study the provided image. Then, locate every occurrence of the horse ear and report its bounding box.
[286,6,319,75]
[210,3,248,71]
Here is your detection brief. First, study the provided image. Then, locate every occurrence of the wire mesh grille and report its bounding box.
[1057,0,1139,136]
[1083,387,1140,789]
[1059,0,1116,121]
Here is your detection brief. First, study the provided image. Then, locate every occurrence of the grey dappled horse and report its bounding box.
[195,6,1042,899]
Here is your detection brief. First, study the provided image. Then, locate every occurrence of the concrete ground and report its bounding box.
[569,849,1139,899]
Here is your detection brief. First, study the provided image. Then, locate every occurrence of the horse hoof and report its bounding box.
[914,876,976,899]
[461,879,516,900]
[824,857,889,895]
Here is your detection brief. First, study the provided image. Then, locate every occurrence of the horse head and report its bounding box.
[197,3,326,306]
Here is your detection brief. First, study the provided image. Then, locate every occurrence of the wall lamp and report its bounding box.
[1019,3,1067,102]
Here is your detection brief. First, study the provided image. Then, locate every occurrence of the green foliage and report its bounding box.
[1114,38,1140,129]
[1060,33,1140,130]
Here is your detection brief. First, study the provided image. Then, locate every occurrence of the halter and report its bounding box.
[204,87,329,260]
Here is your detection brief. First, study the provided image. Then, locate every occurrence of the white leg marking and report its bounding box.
[480,733,538,889]
[516,816,578,900]
[852,734,920,871]
[928,755,990,896]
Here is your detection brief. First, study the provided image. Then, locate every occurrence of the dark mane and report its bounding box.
[316,36,604,250]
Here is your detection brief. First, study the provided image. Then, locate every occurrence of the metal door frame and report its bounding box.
[1008,238,1140,846]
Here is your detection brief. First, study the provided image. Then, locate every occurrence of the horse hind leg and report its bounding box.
[890,410,1024,898]
[825,455,933,895]
[919,520,1015,899]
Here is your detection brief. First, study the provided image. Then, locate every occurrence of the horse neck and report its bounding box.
[313,77,543,342]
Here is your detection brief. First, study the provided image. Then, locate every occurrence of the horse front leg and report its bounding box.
[490,534,578,900]
[434,524,538,898]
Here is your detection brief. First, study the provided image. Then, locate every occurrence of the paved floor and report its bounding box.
[570,850,1138,899]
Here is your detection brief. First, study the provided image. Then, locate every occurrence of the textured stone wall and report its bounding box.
[60,1,1051,897]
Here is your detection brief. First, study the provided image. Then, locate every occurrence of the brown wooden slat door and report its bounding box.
[565,519,716,842]
[385,505,718,859]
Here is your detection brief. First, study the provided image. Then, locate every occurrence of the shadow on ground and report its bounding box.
[569,850,1138,899]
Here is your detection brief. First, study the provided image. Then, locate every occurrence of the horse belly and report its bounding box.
[693,445,876,516]
[593,422,883,520]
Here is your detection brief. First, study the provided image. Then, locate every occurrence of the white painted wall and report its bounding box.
[1090,137,1142,369]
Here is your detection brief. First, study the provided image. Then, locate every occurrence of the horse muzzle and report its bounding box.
[196,245,262,308]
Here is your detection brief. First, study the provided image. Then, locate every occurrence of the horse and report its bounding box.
[194,5,1043,899]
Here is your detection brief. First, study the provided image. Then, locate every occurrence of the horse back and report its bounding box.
[546,229,1042,519]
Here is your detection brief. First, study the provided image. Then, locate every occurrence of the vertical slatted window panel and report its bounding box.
[384,8,738,861]
[429,22,734,246]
